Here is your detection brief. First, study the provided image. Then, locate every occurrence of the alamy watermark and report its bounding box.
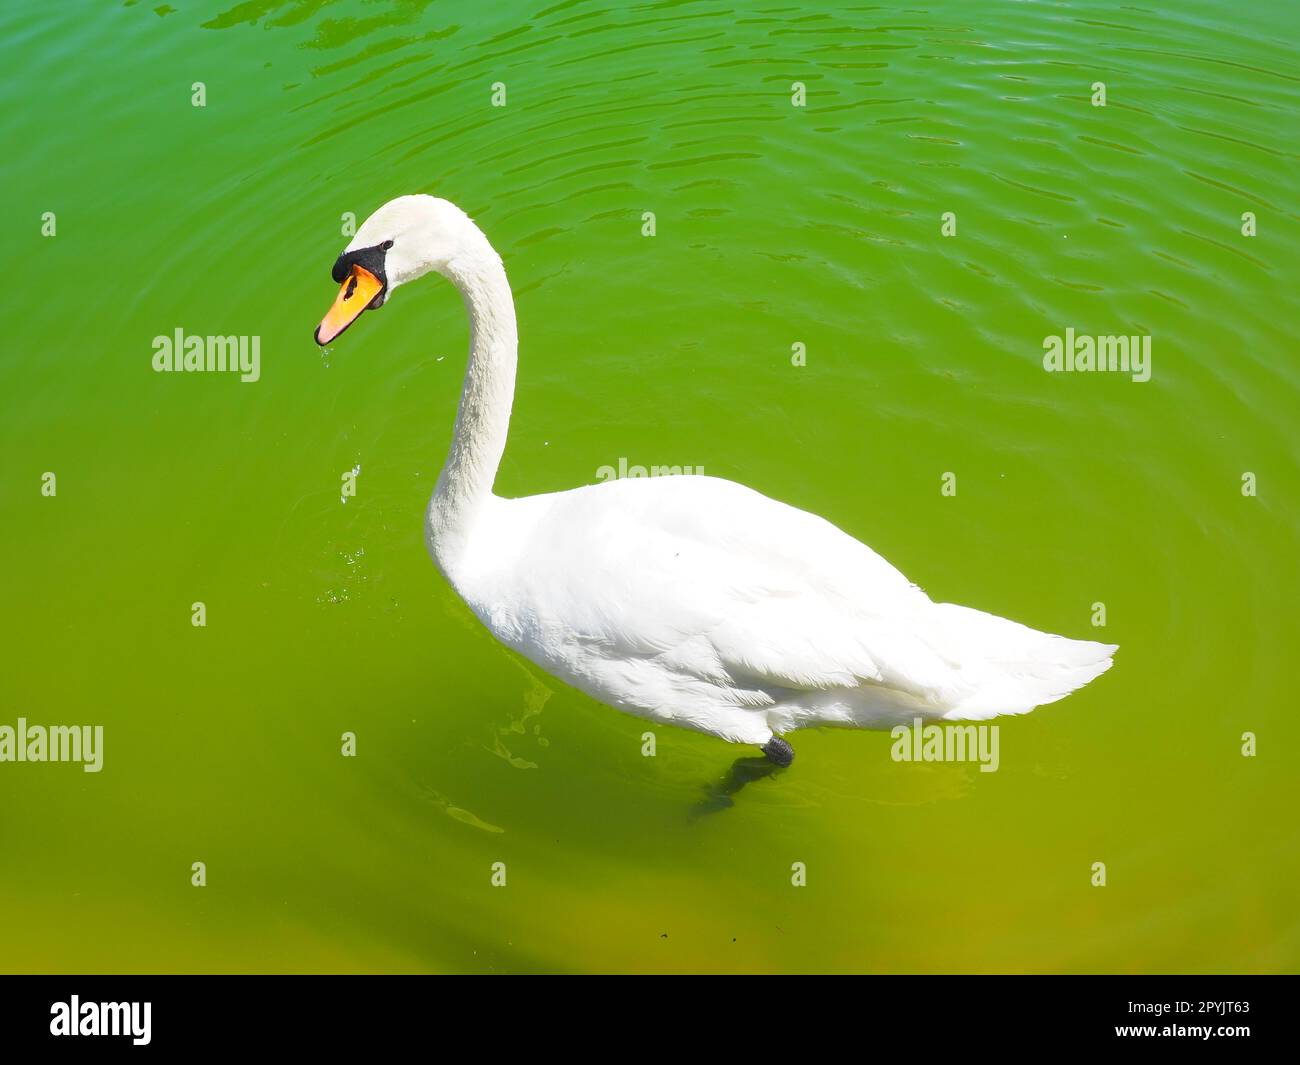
[596,457,705,481]
[1042,329,1151,382]
[50,996,149,1045]
[152,329,261,382]
[890,717,999,773]
[0,717,103,772]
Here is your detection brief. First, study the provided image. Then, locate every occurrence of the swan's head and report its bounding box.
[314,195,478,346]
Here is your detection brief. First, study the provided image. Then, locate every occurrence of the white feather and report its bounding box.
[448,477,1116,744]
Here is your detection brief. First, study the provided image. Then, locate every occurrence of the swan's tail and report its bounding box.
[927,602,1117,721]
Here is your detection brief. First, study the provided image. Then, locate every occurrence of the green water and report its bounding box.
[1,0,1297,974]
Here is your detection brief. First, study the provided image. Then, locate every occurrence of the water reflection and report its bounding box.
[693,755,786,817]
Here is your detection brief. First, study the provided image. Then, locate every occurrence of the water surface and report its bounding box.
[1,0,1297,972]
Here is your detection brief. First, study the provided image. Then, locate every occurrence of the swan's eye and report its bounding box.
[382,240,394,250]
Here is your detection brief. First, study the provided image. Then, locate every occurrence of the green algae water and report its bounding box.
[1,0,1297,974]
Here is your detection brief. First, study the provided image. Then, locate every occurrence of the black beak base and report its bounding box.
[331,242,390,288]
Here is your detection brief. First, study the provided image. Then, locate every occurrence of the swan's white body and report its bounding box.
[326,196,1116,752]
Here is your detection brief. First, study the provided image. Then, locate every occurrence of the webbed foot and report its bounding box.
[760,736,794,767]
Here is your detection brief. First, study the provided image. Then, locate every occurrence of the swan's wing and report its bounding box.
[487,475,958,703]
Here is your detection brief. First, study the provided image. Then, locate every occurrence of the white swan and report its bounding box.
[315,196,1116,765]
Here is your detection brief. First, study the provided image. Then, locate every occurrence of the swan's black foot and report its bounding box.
[761,736,795,767]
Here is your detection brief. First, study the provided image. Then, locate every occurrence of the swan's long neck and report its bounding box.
[427,238,517,566]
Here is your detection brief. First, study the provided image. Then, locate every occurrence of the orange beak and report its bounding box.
[315,265,384,345]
